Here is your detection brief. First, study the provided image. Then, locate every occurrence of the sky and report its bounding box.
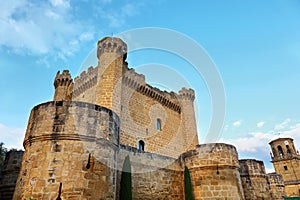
[1,0,300,172]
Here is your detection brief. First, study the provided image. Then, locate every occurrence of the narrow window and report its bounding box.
[286,145,291,154]
[277,145,284,156]
[156,118,161,131]
[284,166,288,171]
[138,140,145,151]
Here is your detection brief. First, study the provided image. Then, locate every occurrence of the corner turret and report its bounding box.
[178,87,198,151]
[53,70,73,101]
[178,87,195,101]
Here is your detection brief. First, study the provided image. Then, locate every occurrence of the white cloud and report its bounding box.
[274,118,291,131]
[0,0,147,60]
[221,131,274,153]
[257,121,265,128]
[0,0,94,57]
[50,0,70,8]
[233,120,242,127]
[223,125,229,131]
[97,2,142,28]
[45,10,60,20]
[221,120,300,155]
[0,123,25,150]
[265,167,275,174]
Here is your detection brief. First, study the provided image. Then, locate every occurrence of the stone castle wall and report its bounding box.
[0,150,23,200]
[239,159,271,200]
[182,143,245,200]
[12,99,245,200]
[267,173,285,199]
[116,145,184,200]
[13,101,120,200]
[52,37,198,158]
[12,100,186,200]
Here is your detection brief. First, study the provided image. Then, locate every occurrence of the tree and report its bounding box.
[0,142,7,169]
[184,166,193,200]
[119,155,132,200]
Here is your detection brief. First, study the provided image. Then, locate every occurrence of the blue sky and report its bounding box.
[1,0,300,172]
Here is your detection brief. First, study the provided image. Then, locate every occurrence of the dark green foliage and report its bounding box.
[0,142,7,169]
[184,166,193,200]
[119,155,132,200]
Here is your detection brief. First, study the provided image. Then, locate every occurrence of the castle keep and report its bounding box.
[2,37,299,199]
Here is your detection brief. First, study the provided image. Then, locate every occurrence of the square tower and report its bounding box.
[269,137,300,197]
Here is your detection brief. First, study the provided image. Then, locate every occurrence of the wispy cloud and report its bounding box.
[96,2,143,28]
[0,0,150,63]
[257,121,265,128]
[0,0,95,58]
[233,120,242,127]
[49,0,70,8]
[274,118,291,131]
[221,119,300,154]
[0,123,25,150]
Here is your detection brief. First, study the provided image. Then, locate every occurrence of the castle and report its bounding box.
[0,37,299,199]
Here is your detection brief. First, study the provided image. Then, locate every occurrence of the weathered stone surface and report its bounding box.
[239,159,271,200]
[0,150,24,200]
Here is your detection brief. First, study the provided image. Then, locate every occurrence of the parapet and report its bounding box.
[267,173,284,185]
[54,70,73,88]
[239,159,266,176]
[182,143,239,168]
[123,67,182,113]
[178,87,195,101]
[97,37,127,59]
[73,66,98,98]
[23,101,120,148]
[118,144,180,173]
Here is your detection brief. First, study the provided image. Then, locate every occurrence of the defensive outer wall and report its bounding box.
[11,98,248,200]
[12,99,245,199]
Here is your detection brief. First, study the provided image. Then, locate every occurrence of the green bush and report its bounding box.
[184,166,193,200]
[119,155,132,200]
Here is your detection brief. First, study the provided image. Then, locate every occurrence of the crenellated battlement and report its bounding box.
[239,159,266,176]
[97,37,127,59]
[72,66,98,98]
[54,70,73,88]
[123,67,182,113]
[178,87,195,101]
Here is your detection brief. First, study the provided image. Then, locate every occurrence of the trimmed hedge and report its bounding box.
[184,166,193,200]
[120,155,132,200]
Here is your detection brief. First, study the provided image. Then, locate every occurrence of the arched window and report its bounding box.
[156,118,161,131]
[138,140,145,151]
[277,145,284,156]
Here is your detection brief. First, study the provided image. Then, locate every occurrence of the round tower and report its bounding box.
[53,70,73,101]
[178,87,199,151]
[13,101,120,200]
[182,143,245,199]
[269,137,300,197]
[95,37,127,117]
